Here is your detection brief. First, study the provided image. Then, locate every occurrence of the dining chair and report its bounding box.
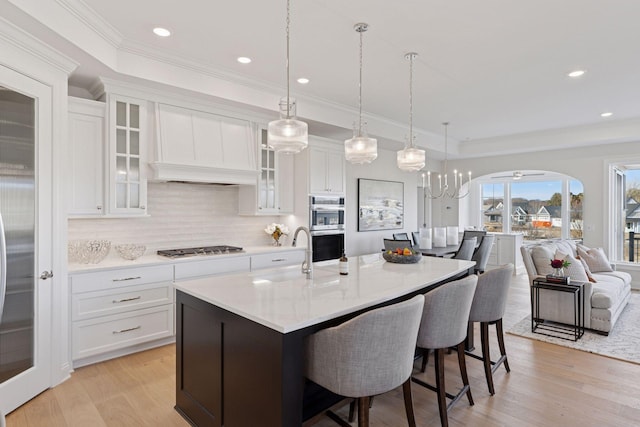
[394,232,410,240]
[305,295,425,427]
[462,230,487,248]
[471,234,495,274]
[411,232,420,247]
[466,264,512,395]
[453,237,477,260]
[413,275,478,427]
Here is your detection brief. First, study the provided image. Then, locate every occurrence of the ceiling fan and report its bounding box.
[491,171,545,180]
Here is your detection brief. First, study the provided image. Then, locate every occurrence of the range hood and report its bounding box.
[151,103,258,185]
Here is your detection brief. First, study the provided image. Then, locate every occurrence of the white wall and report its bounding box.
[345,148,419,256]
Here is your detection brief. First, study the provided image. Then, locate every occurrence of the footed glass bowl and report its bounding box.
[382,251,422,264]
[115,244,146,260]
[69,240,111,264]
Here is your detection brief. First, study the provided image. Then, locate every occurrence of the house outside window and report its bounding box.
[479,173,583,241]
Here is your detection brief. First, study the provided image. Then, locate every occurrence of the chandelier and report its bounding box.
[397,52,425,172]
[423,122,471,199]
[267,0,308,154]
[345,23,377,164]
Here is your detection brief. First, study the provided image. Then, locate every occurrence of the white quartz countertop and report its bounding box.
[68,245,305,273]
[174,253,475,333]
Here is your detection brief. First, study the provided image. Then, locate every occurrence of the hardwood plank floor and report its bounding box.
[7,273,640,426]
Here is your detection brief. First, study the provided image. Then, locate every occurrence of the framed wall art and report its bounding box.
[357,178,404,231]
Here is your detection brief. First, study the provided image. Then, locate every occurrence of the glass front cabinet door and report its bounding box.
[107,95,147,215]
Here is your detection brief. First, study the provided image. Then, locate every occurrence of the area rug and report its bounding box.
[507,291,640,365]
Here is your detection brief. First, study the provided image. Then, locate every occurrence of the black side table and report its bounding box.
[531,278,585,341]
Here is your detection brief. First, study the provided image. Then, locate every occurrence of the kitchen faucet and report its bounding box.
[292,226,313,279]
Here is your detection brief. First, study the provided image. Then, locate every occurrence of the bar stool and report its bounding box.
[413,275,478,427]
[305,295,425,427]
[466,264,513,395]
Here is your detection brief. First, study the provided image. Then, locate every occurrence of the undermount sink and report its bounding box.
[250,265,335,284]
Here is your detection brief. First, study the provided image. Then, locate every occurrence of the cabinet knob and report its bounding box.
[97,205,102,210]
[140,205,146,209]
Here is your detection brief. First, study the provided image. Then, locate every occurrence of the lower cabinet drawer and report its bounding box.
[72,304,174,360]
[71,282,173,321]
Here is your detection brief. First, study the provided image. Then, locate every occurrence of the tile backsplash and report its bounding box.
[68,182,284,252]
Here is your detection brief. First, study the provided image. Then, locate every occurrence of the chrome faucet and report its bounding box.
[292,226,313,279]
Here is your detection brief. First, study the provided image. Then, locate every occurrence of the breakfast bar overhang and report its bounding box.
[174,254,475,427]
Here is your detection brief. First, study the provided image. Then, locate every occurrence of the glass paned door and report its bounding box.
[0,67,52,415]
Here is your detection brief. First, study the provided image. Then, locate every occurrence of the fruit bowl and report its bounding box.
[382,251,422,264]
[115,244,146,260]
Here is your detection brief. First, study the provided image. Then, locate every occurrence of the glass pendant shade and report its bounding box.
[268,97,308,154]
[345,133,377,164]
[268,0,308,154]
[345,22,377,164]
[397,146,425,172]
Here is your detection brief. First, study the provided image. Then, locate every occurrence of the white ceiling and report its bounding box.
[8,0,640,154]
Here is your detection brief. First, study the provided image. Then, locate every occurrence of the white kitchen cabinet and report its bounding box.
[487,233,524,275]
[106,94,148,216]
[309,144,345,195]
[68,97,105,216]
[70,264,174,367]
[153,103,257,184]
[238,125,294,215]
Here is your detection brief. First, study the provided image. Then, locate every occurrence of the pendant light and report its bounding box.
[345,23,377,164]
[424,122,471,199]
[268,0,308,154]
[397,52,425,172]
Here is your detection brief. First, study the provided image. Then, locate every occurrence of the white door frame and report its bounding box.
[0,65,53,415]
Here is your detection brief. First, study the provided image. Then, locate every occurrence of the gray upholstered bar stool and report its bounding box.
[413,275,478,427]
[471,234,495,274]
[466,263,513,395]
[304,295,425,427]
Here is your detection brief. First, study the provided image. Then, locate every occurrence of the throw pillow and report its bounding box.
[555,240,578,257]
[554,250,590,283]
[576,255,597,283]
[576,247,614,273]
[531,245,555,276]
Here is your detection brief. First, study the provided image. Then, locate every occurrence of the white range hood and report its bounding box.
[151,103,258,185]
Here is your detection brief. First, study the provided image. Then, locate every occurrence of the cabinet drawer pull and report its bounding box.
[112,276,141,282]
[112,296,142,304]
[272,258,286,262]
[112,325,141,334]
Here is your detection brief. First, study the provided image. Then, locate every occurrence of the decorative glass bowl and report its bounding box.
[68,240,111,264]
[382,251,422,264]
[115,244,146,260]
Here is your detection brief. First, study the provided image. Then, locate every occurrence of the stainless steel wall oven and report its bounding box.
[309,195,345,262]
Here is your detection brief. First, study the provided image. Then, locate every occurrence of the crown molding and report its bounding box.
[55,0,123,48]
[0,16,78,74]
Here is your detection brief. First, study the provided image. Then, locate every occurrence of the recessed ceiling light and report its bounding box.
[153,27,171,37]
[601,112,613,118]
[297,77,309,84]
[568,70,585,78]
[237,57,252,64]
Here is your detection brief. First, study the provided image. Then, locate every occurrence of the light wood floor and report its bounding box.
[7,274,640,427]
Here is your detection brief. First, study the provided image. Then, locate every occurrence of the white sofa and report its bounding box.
[521,240,631,335]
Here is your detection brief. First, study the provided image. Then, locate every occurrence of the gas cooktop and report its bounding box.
[157,245,244,258]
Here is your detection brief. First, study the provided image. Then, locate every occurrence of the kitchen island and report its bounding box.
[174,253,475,427]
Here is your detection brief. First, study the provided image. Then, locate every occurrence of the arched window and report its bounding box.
[472,171,583,242]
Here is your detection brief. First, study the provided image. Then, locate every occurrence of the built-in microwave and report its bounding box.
[309,195,345,232]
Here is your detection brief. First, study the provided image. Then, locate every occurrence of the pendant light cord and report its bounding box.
[286,0,291,118]
[358,27,363,135]
[443,122,449,176]
[408,54,414,148]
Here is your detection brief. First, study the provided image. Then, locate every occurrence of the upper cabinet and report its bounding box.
[68,97,105,216]
[106,94,148,216]
[238,125,294,215]
[152,103,257,184]
[308,139,345,195]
